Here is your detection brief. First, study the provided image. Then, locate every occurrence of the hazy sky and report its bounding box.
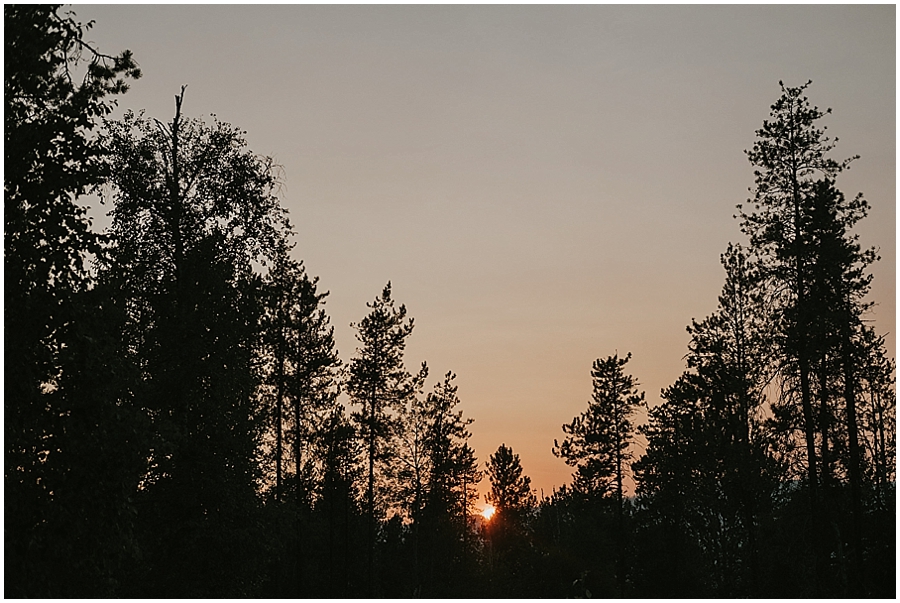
[80,4,895,498]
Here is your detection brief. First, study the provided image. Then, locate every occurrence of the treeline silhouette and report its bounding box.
[6,6,895,598]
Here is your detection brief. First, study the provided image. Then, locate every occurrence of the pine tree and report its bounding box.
[415,371,482,594]
[346,282,416,593]
[262,249,341,503]
[634,245,774,596]
[484,443,536,595]
[739,82,850,556]
[740,82,886,594]
[554,352,643,593]
[554,353,644,504]
[315,403,364,597]
[487,443,536,515]
[424,372,479,521]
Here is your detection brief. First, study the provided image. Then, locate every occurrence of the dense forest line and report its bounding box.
[6,6,895,597]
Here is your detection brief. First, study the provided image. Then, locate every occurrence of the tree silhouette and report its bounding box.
[346,282,416,594]
[316,403,365,596]
[261,249,341,503]
[553,352,644,592]
[740,81,886,594]
[484,443,536,595]
[417,371,482,594]
[487,443,536,516]
[99,90,289,596]
[5,5,141,596]
[256,248,344,596]
[738,82,851,584]
[554,353,644,502]
[6,17,895,596]
[633,245,775,596]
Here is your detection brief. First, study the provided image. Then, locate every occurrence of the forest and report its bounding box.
[5,5,895,598]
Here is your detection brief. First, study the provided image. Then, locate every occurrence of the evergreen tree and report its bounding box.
[856,327,896,495]
[394,362,431,525]
[487,443,536,516]
[346,282,416,593]
[633,245,775,596]
[261,249,341,503]
[740,82,888,594]
[316,404,365,596]
[553,353,644,503]
[484,443,537,595]
[417,371,482,594]
[738,82,850,562]
[424,372,480,521]
[257,249,344,596]
[553,352,644,593]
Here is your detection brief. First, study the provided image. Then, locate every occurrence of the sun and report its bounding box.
[481,504,495,521]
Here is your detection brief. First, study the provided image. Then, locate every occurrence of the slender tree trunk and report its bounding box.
[327,472,335,597]
[275,316,284,501]
[875,390,888,491]
[167,88,189,511]
[367,383,376,597]
[294,373,304,593]
[842,311,864,595]
[818,357,831,490]
[614,396,625,595]
[413,470,421,591]
[788,140,824,593]
[169,89,184,311]
[295,379,302,492]
[462,471,468,551]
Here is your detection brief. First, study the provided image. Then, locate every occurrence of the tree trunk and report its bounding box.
[842,311,864,595]
[819,357,831,490]
[275,314,284,501]
[614,396,625,595]
[367,384,376,596]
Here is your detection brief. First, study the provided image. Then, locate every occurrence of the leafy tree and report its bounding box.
[5,5,141,596]
[99,90,289,596]
[346,281,417,592]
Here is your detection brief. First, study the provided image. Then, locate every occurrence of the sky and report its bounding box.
[79,4,895,499]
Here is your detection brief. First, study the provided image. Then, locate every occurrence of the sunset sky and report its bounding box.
[80,5,895,499]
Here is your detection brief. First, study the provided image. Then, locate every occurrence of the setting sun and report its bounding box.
[481,504,495,521]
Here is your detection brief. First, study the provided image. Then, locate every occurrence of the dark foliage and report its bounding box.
[5,5,142,597]
[5,8,893,596]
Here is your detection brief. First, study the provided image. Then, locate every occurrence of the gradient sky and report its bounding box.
[80,5,895,498]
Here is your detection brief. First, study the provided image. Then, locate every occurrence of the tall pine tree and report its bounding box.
[346,282,416,594]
